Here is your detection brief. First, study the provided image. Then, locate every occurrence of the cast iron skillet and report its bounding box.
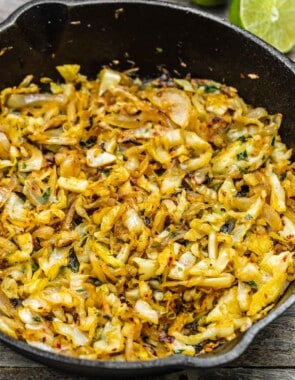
[0,0,294,377]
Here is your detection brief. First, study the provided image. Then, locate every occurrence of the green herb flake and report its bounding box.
[280,172,287,181]
[246,280,258,290]
[156,47,163,54]
[204,84,219,93]
[68,249,80,273]
[238,136,247,142]
[239,166,250,174]
[151,242,160,248]
[32,316,42,322]
[237,150,248,161]
[170,231,179,239]
[80,236,88,247]
[103,169,111,177]
[40,187,51,204]
[173,349,185,354]
[32,262,39,273]
[245,214,253,220]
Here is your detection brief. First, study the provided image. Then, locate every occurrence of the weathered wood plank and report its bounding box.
[0,368,295,380]
[0,0,23,22]
[169,369,295,380]
[0,345,43,367]
[230,309,295,368]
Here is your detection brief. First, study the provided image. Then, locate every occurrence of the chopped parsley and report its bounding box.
[151,242,161,248]
[103,169,111,176]
[239,166,250,174]
[173,349,185,354]
[204,84,219,93]
[237,150,248,161]
[40,187,51,204]
[69,249,80,273]
[280,172,287,181]
[31,262,39,273]
[246,280,258,290]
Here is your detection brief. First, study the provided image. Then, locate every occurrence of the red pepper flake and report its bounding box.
[158,331,175,343]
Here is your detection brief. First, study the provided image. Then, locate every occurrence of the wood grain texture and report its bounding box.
[0,0,294,379]
[0,368,294,380]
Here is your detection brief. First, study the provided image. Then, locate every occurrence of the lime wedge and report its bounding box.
[229,0,295,53]
[191,0,226,6]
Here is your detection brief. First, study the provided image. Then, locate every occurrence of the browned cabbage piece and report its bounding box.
[0,65,294,360]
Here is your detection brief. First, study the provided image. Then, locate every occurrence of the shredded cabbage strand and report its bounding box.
[0,66,293,361]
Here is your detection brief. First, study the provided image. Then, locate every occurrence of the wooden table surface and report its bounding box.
[0,1,294,379]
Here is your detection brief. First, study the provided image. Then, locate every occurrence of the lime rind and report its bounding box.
[229,0,295,53]
[229,0,242,26]
[191,0,227,6]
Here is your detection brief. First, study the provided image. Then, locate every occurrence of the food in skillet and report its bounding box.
[0,65,294,360]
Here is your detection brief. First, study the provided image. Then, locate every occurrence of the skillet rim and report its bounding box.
[0,0,294,72]
[0,288,293,369]
[0,0,294,372]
